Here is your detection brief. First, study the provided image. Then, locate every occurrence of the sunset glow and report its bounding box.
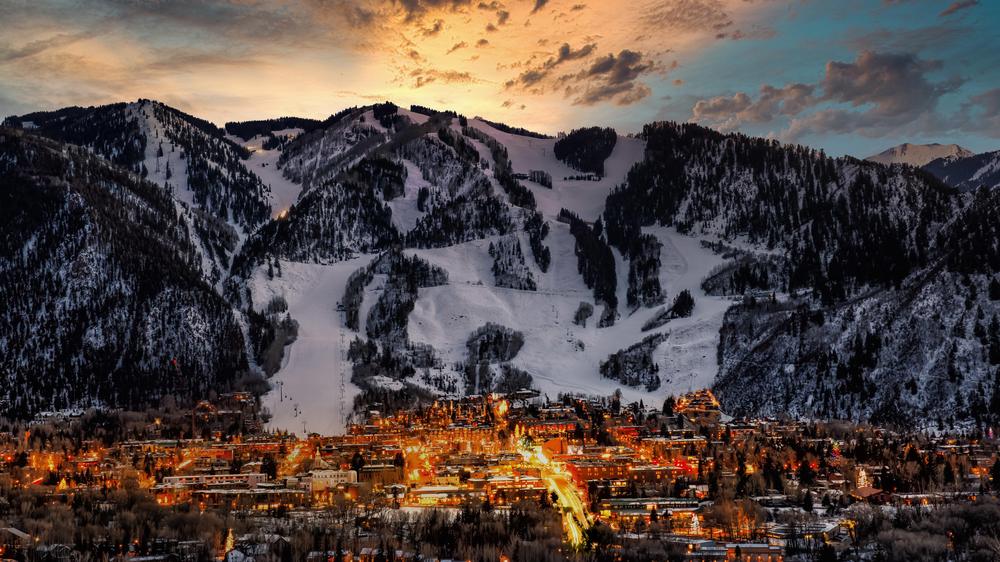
[2,0,997,156]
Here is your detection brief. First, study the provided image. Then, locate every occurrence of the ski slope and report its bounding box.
[250,256,374,435]
[466,119,645,221]
[408,225,736,405]
[241,129,305,217]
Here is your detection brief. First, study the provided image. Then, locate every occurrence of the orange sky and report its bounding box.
[3,0,998,156]
[0,0,786,133]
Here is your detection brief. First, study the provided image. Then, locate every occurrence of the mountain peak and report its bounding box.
[866,142,974,167]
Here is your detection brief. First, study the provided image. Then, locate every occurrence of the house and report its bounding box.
[850,486,891,504]
[226,535,291,562]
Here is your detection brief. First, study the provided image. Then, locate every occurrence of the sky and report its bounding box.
[0,0,998,157]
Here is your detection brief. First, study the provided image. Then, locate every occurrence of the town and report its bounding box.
[1,389,998,562]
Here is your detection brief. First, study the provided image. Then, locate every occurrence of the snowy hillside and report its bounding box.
[0,128,249,418]
[923,149,1000,192]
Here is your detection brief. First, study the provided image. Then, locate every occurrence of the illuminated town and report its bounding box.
[1,389,998,562]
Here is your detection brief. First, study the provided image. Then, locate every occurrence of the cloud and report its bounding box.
[940,0,978,17]
[568,49,657,105]
[394,0,474,21]
[690,50,966,139]
[847,23,970,55]
[505,42,597,89]
[447,41,468,54]
[421,19,445,36]
[819,51,959,117]
[531,0,549,14]
[0,29,103,63]
[956,88,1000,137]
[410,68,477,88]
[644,0,734,34]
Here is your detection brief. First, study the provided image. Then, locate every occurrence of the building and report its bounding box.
[309,470,358,492]
[162,473,267,488]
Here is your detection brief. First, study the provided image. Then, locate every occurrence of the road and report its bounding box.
[542,470,592,546]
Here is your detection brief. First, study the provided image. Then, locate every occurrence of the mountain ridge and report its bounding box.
[3,99,999,431]
[866,142,974,167]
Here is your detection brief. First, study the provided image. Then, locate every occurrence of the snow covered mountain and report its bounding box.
[923,149,1000,192]
[0,128,249,417]
[3,100,1000,431]
[866,142,973,167]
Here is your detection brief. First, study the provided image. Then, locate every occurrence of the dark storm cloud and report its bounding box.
[531,0,549,14]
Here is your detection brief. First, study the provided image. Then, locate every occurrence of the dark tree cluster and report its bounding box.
[625,234,664,308]
[489,235,537,291]
[346,251,447,392]
[372,101,402,129]
[462,324,526,393]
[246,296,299,376]
[940,187,1000,275]
[701,252,788,296]
[4,103,148,172]
[223,116,323,141]
[405,192,513,248]
[477,118,552,139]
[409,104,458,118]
[348,154,407,200]
[603,121,954,304]
[574,302,594,327]
[524,211,551,272]
[365,250,449,349]
[232,156,402,278]
[600,333,668,391]
[463,125,537,210]
[553,126,617,176]
[466,323,525,364]
[559,209,617,325]
[641,290,695,331]
[494,364,535,394]
[437,126,481,165]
